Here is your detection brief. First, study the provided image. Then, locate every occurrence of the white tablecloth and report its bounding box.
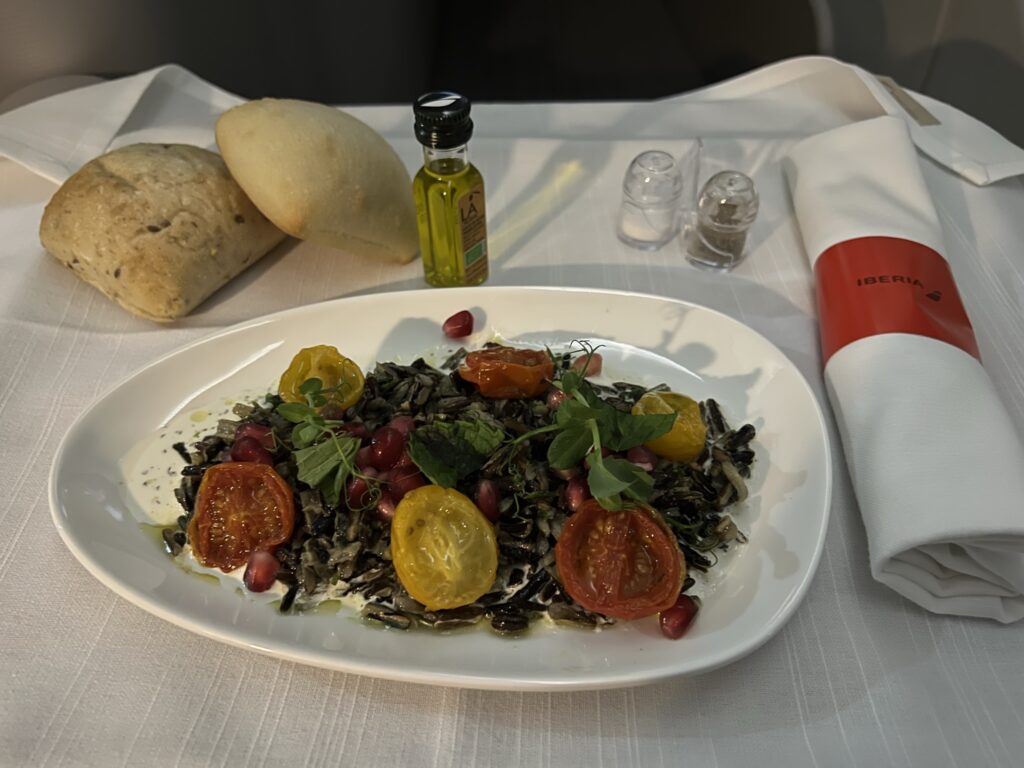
[2,69,1023,767]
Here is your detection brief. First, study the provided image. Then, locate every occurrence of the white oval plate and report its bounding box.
[49,287,831,691]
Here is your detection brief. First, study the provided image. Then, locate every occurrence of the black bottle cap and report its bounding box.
[414,91,473,149]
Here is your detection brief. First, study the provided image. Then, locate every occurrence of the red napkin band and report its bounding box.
[813,236,980,364]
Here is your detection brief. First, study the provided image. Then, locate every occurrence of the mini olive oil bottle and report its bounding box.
[413,91,489,287]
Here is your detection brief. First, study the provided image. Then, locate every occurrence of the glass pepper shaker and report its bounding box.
[686,171,759,270]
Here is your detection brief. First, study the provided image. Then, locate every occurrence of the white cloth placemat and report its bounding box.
[2,66,1024,767]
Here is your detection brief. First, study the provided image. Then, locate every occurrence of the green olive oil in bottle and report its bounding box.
[412,91,489,287]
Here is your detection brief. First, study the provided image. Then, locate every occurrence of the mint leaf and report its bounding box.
[408,444,458,487]
[547,422,593,469]
[295,435,358,489]
[457,419,507,455]
[408,419,506,487]
[319,460,350,507]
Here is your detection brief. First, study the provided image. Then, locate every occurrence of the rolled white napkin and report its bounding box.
[785,116,1024,622]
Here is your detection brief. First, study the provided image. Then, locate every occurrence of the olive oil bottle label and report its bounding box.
[458,184,488,283]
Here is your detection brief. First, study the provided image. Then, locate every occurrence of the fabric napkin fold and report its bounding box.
[0,64,242,184]
[686,56,1024,185]
[784,116,1024,622]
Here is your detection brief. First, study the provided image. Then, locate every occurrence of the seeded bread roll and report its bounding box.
[39,143,287,322]
[215,99,418,264]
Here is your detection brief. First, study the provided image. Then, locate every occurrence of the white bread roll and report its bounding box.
[215,99,418,264]
[39,143,287,322]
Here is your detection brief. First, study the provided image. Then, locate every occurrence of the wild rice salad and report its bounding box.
[161,337,756,640]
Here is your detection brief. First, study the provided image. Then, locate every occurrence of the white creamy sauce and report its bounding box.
[174,546,288,604]
[117,387,367,613]
[118,390,265,527]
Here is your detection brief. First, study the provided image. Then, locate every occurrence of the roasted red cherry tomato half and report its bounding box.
[188,463,295,572]
[458,346,554,399]
[554,499,685,620]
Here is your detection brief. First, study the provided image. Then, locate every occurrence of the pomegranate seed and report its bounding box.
[546,388,568,409]
[572,352,603,377]
[243,551,279,592]
[389,466,427,502]
[355,445,375,470]
[375,490,397,522]
[340,421,370,443]
[563,476,591,512]
[660,594,700,639]
[393,450,416,469]
[371,426,406,470]
[442,310,474,338]
[234,422,274,450]
[346,471,377,509]
[230,437,273,465]
[474,478,501,522]
[388,414,416,435]
[626,445,658,472]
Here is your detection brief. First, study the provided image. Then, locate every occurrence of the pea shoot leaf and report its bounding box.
[585,454,630,498]
[547,422,593,469]
[603,410,675,451]
[505,343,676,512]
[554,398,605,428]
[277,402,315,423]
[585,454,655,510]
[557,369,584,396]
[298,377,323,396]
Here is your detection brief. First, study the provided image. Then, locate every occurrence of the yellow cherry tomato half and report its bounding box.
[390,486,498,611]
[631,391,706,463]
[279,345,364,411]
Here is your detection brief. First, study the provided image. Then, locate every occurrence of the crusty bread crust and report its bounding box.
[215,99,418,264]
[39,143,287,322]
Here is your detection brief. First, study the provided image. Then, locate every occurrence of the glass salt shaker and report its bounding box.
[617,150,683,250]
[686,171,759,270]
